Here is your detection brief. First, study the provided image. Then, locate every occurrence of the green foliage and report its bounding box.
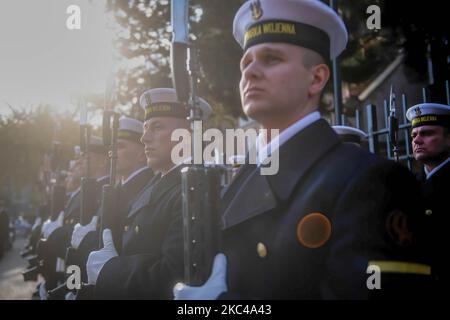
[0,106,79,210]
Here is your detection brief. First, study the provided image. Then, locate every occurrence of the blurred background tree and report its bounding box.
[106,0,448,116]
[0,106,79,218]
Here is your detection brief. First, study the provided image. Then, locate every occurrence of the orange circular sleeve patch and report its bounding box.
[297,213,332,249]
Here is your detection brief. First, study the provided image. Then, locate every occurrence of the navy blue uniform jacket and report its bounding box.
[220,119,429,299]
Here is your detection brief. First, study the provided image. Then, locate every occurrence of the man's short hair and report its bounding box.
[301,47,326,68]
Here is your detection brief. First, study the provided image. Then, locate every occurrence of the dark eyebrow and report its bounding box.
[413,128,438,136]
[260,47,285,56]
[241,46,285,67]
[150,120,162,127]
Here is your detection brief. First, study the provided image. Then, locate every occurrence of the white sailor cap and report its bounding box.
[118,117,143,143]
[406,103,450,128]
[233,0,348,59]
[332,125,367,145]
[73,145,81,156]
[139,88,213,121]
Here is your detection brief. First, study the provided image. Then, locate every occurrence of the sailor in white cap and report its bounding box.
[35,135,110,300]
[332,125,367,147]
[234,0,347,133]
[406,103,450,179]
[174,0,430,300]
[139,87,212,173]
[50,135,108,234]
[116,117,151,184]
[233,0,348,60]
[78,135,109,185]
[70,118,154,300]
[71,118,150,249]
[87,88,213,299]
[140,87,212,126]
[406,102,450,296]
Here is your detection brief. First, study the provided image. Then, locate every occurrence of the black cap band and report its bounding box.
[411,115,450,128]
[244,20,330,59]
[144,102,188,121]
[338,134,363,144]
[117,130,142,143]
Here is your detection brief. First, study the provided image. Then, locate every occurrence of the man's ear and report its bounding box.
[445,129,450,147]
[308,64,330,97]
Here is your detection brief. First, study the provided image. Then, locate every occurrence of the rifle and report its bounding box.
[79,96,99,226]
[60,77,121,300]
[49,141,67,219]
[171,0,221,286]
[98,111,120,249]
[48,97,100,299]
[389,85,400,162]
[49,83,120,299]
[56,96,98,288]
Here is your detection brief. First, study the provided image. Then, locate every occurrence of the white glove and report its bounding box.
[86,229,118,285]
[32,217,42,231]
[71,216,98,250]
[173,253,228,300]
[39,282,48,300]
[42,211,64,239]
[55,258,66,272]
[40,219,51,237]
[65,292,76,300]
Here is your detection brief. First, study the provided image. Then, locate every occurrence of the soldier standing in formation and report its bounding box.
[34,136,108,299]
[86,88,212,299]
[407,103,450,297]
[174,0,431,299]
[62,117,153,300]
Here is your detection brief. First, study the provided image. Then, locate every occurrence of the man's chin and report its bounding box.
[415,152,449,165]
[244,105,271,122]
[414,152,426,162]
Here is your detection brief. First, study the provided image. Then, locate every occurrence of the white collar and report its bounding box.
[69,186,81,199]
[121,166,149,185]
[425,156,450,179]
[160,157,191,178]
[97,175,109,182]
[257,111,321,164]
